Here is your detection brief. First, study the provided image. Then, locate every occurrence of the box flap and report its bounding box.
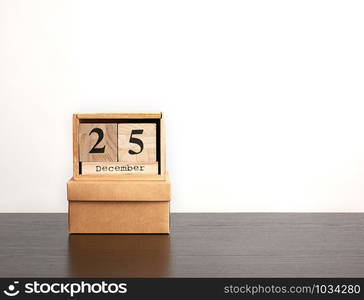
[67,175,170,202]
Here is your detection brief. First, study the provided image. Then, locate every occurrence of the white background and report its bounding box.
[1,0,364,212]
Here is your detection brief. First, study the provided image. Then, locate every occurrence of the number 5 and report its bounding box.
[128,129,144,154]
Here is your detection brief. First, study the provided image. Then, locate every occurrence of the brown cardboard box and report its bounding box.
[67,176,171,234]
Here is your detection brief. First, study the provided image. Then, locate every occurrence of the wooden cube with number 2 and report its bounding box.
[79,124,117,162]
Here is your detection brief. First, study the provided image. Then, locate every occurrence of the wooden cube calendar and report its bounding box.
[67,113,170,234]
[73,113,166,178]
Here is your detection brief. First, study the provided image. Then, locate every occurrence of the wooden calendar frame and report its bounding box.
[73,112,166,181]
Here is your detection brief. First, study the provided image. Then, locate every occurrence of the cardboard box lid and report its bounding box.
[67,175,171,202]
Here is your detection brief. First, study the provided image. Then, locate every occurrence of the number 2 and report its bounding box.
[128,129,144,154]
[89,128,105,153]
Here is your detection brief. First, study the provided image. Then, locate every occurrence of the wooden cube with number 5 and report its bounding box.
[118,123,156,163]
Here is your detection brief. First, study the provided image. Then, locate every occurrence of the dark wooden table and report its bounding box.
[0,213,363,277]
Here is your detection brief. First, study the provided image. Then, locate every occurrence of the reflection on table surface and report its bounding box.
[68,234,170,277]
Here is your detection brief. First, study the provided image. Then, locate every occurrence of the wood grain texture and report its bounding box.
[0,213,363,277]
[77,113,162,119]
[160,116,166,175]
[72,114,79,178]
[79,124,117,162]
[118,123,156,163]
